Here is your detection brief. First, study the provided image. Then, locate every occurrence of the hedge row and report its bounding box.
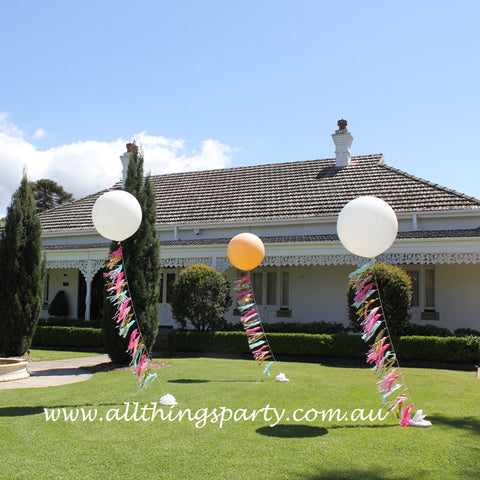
[32,326,103,348]
[166,331,480,364]
[223,321,348,334]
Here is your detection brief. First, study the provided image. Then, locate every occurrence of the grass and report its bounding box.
[0,356,479,479]
[27,349,102,361]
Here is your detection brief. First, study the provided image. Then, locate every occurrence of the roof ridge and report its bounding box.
[379,163,480,205]
[149,154,384,181]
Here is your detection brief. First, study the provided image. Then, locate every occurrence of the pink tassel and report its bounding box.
[115,299,131,324]
[127,329,140,353]
[377,369,401,393]
[400,403,414,426]
[353,283,374,304]
[136,354,147,379]
[361,306,381,330]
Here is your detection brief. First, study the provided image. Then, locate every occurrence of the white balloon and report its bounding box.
[336,196,398,258]
[92,190,142,241]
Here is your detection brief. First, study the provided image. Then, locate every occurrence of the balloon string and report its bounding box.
[247,272,282,376]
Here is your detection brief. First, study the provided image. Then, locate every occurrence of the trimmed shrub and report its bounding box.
[166,331,480,364]
[32,326,103,348]
[405,323,452,337]
[454,328,480,337]
[262,321,347,335]
[396,336,480,364]
[47,291,70,317]
[38,317,95,327]
[347,262,412,336]
[170,264,232,331]
[223,321,348,334]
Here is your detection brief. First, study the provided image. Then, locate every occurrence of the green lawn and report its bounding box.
[0,356,478,480]
[28,349,101,361]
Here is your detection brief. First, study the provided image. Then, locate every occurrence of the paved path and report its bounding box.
[0,354,110,390]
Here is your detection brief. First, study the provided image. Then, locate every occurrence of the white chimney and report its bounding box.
[120,143,137,187]
[332,119,353,167]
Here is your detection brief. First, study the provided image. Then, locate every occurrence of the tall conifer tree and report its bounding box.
[0,172,45,356]
[102,144,161,363]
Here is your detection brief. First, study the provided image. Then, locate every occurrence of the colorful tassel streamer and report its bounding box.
[349,262,431,427]
[234,274,287,380]
[104,246,158,391]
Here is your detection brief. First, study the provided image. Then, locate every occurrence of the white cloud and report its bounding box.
[0,112,24,137]
[32,128,47,140]
[0,115,233,215]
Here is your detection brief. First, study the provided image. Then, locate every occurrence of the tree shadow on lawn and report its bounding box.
[168,378,257,384]
[428,414,480,436]
[0,403,121,418]
[257,425,328,438]
[296,468,418,480]
[256,422,397,438]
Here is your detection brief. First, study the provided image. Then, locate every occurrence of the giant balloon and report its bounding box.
[227,233,265,271]
[336,196,398,258]
[92,190,142,242]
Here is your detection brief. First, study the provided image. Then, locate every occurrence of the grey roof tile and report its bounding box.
[39,155,480,233]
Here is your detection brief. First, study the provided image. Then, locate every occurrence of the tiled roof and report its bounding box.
[39,155,480,233]
[41,228,480,251]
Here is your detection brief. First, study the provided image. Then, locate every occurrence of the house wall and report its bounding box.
[289,265,351,323]
[435,263,480,331]
[159,264,354,328]
[158,262,480,333]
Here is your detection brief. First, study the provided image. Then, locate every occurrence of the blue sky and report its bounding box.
[1,1,480,214]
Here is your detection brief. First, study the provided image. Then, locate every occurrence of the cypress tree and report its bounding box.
[102,145,161,363]
[0,173,46,356]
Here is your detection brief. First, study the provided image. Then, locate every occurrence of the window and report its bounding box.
[252,272,263,304]
[281,271,289,307]
[43,273,50,304]
[159,274,164,303]
[425,269,435,310]
[248,269,290,315]
[266,272,277,305]
[401,266,436,318]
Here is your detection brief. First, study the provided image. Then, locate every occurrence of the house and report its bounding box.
[39,121,480,332]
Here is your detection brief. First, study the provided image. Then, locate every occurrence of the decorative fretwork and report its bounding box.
[160,257,212,269]
[46,259,105,282]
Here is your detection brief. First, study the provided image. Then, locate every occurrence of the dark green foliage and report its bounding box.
[47,290,70,316]
[396,336,480,364]
[32,326,103,348]
[405,323,452,337]
[454,328,480,337]
[170,264,232,331]
[347,262,412,336]
[30,179,74,212]
[38,317,95,327]
[223,321,348,333]
[0,173,46,356]
[102,145,161,363]
[260,321,347,334]
[166,331,480,364]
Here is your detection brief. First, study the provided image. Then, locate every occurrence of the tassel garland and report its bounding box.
[350,262,431,427]
[104,246,158,391]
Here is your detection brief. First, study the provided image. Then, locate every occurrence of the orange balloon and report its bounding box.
[227,233,265,271]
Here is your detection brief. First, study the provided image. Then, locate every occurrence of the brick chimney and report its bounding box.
[119,143,138,187]
[332,119,353,167]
